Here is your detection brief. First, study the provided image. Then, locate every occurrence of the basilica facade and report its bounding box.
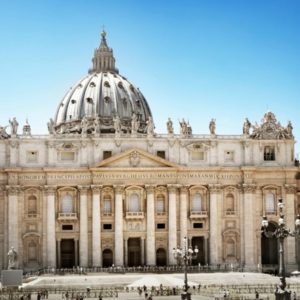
[0,32,299,272]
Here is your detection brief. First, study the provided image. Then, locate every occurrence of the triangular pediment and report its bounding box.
[93,148,180,168]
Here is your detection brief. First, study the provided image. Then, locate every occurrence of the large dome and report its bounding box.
[53,31,152,135]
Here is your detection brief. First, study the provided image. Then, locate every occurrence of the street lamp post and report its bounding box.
[173,237,199,300]
[261,199,300,300]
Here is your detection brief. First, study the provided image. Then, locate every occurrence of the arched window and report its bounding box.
[103,196,112,214]
[265,193,275,213]
[192,193,202,212]
[62,194,73,213]
[28,195,37,214]
[226,194,234,213]
[128,193,140,212]
[156,195,165,214]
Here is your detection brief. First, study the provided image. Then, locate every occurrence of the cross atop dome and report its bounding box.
[89,30,118,74]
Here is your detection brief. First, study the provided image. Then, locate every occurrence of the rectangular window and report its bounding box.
[191,151,204,161]
[264,146,275,161]
[193,223,203,229]
[103,199,112,214]
[157,151,165,159]
[103,151,112,160]
[103,224,112,230]
[27,151,38,163]
[60,151,75,161]
[157,223,165,229]
[62,224,73,230]
[156,199,165,213]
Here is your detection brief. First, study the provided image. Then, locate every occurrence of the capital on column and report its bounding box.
[208,184,222,194]
[179,185,189,194]
[6,185,21,195]
[114,185,125,194]
[44,185,57,195]
[145,185,156,194]
[242,184,256,194]
[78,185,90,195]
[91,185,103,194]
[167,184,180,194]
[285,184,297,194]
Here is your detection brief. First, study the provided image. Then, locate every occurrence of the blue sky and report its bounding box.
[0,0,299,155]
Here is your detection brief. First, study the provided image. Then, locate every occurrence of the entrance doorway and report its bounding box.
[156,248,167,266]
[128,238,141,266]
[61,239,75,268]
[261,222,278,270]
[102,249,113,267]
[191,236,205,265]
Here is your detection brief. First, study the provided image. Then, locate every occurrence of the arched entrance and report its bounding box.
[156,248,167,266]
[128,238,141,266]
[102,249,113,267]
[191,237,205,265]
[261,222,278,271]
[61,239,75,268]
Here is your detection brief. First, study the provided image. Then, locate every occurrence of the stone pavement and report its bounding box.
[9,272,300,300]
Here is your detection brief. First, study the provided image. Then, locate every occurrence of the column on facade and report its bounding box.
[209,184,221,265]
[124,238,128,266]
[168,185,177,265]
[92,185,102,267]
[285,185,297,268]
[7,186,20,253]
[45,186,56,267]
[79,185,89,267]
[145,185,155,265]
[180,186,188,248]
[114,186,124,266]
[57,240,61,267]
[75,239,79,267]
[243,184,256,270]
[141,237,145,265]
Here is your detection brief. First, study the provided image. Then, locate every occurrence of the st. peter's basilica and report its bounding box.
[0,31,299,272]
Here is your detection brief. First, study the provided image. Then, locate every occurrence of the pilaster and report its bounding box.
[91,185,102,267]
[209,184,221,265]
[145,185,155,265]
[179,186,189,248]
[243,183,256,270]
[167,184,178,265]
[285,184,297,270]
[114,185,124,266]
[44,185,57,267]
[78,185,89,267]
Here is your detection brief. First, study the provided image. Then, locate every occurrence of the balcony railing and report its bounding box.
[225,210,236,216]
[190,210,208,218]
[58,212,77,220]
[126,211,144,219]
[27,213,37,218]
[156,211,166,216]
